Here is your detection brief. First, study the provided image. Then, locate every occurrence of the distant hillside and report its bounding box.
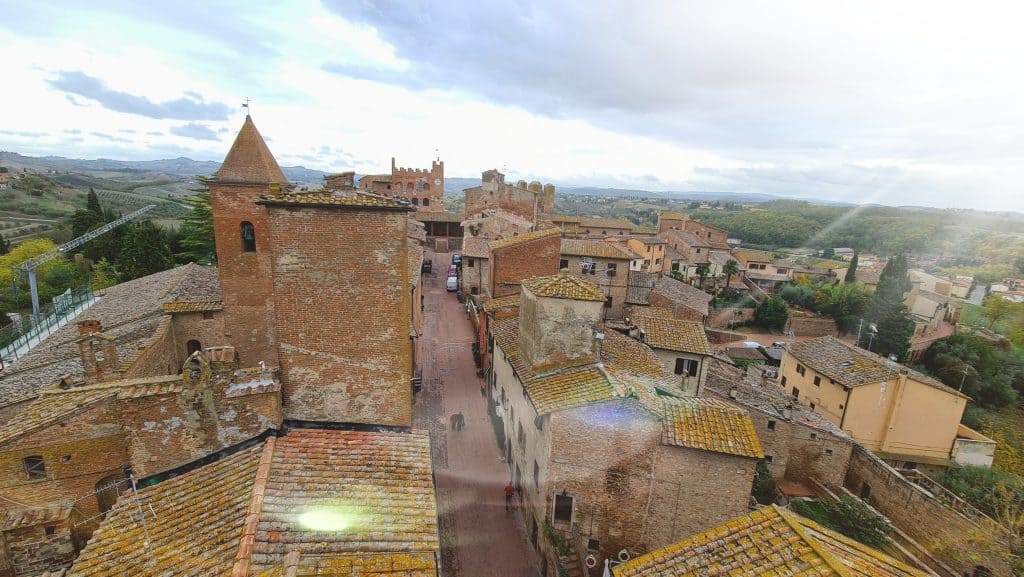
[0,152,325,184]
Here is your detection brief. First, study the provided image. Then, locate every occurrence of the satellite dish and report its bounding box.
[618,549,631,562]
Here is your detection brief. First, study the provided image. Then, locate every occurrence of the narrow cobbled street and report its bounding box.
[414,250,541,577]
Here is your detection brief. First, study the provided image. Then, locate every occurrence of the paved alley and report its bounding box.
[414,251,541,577]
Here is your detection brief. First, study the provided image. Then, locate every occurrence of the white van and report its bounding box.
[446,276,458,291]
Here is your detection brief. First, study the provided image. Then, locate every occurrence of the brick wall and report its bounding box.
[392,159,443,212]
[266,206,413,426]
[169,311,229,366]
[706,307,755,329]
[844,445,1016,576]
[1,515,76,576]
[646,293,705,323]
[704,328,747,345]
[558,255,628,318]
[785,316,838,337]
[209,182,278,367]
[489,235,561,298]
[465,185,538,222]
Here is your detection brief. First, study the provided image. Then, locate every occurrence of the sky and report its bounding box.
[0,1,1022,212]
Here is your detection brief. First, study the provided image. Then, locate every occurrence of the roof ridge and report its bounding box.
[231,436,276,577]
[773,505,856,577]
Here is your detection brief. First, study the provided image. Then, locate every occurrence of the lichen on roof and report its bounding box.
[632,313,711,355]
[560,239,637,260]
[257,189,413,210]
[489,227,561,250]
[613,505,927,577]
[522,272,607,302]
[661,397,763,459]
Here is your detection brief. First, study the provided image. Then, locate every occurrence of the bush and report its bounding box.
[780,285,817,310]
[755,297,789,331]
[793,496,891,548]
[940,466,1024,535]
[752,462,778,505]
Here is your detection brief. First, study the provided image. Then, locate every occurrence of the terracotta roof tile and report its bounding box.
[522,272,607,302]
[0,388,118,445]
[661,397,763,458]
[614,505,926,577]
[579,217,633,229]
[66,428,440,577]
[481,294,521,313]
[413,211,463,223]
[658,211,689,221]
[625,271,658,305]
[632,313,711,355]
[462,237,491,259]
[215,115,288,184]
[649,276,712,316]
[560,239,637,260]
[489,227,561,250]
[161,300,223,313]
[787,336,965,397]
[0,506,72,531]
[257,190,413,210]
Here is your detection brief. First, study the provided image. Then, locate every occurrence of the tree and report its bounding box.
[860,255,914,360]
[822,496,892,548]
[981,294,1021,330]
[116,221,174,280]
[755,296,789,331]
[940,466,1024,536]
[752,462,778,505]
[175,187,216,264]
[816,282,871,333]
[695,264,709,289]
[90,258,119,291]
[923,334,1021,407]
[70,188,106,238]
[722,259,740,294]
[0,233,9,255]
[844,252,859,283]
[821,247,835,259]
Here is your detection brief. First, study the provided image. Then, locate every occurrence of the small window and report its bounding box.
[44,525,55,536]
[23,456,45,480]
[825,448,834,455]
[412,197,419,206]
[559,259,569,269]
[517,422,525,448]
[796,364,805,376]
[767,420,776,431]
[810,432,818,440]
[781,376,787,386]
[588,538,600,551]
[187,340,202,355]
[604,296,613,309]
[422,198,430,206]
[763,455,773,464]
[792,387,800,399]
[553,493,573,522]
[813,376,821,386]
[202,311,214,320]
[470,287,478,295]
[809,402,816,410]
[533,461,540,487]
[467,259,475,268]
[241,221,256,253]
[674,358,685,375]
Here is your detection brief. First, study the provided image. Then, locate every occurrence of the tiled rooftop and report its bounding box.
[788,336,965,397]
[0,265,203,410]
[461,236,491,259]
[579,216,633,229]
[481,293,521,313]
[625,270,659,305]
[257,190,413,210]
[662,229,711,248]
[489,227,561,250]
[658,211,688,221]
[214,115,288,185]
[66,427,439,577]
[161,300,223,313]
[632,312,711,355]
[0,506,71,531]
[492,318,762,458]
[614,505,926,577]
[560,239,637,260]
[522,272,607,302]
[413,210,463,223]
[661,397,763,459]
[649,276,713,317]
[407,242,423,289]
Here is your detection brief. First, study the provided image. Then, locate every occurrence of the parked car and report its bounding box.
[421,260,432,273]
[448,264,458,277]
[452,254,462,266]
[446,276,458,291]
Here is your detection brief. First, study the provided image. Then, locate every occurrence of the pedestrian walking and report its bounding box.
[449,414,459,431]
[504,482,515,511]
[455,412,465,430]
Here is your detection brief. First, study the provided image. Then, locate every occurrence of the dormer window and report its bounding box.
[241,221,256,252]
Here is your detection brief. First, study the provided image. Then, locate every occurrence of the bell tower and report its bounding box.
[208,115,287,367]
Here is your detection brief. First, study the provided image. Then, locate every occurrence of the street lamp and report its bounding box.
[866,323,878,352]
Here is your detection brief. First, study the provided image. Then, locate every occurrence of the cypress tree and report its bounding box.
[860,255,914,360]
[844,252,858,283]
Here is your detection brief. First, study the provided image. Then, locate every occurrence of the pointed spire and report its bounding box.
[215,115,287,184]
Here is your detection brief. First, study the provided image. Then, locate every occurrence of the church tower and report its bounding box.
[208,115,286,367]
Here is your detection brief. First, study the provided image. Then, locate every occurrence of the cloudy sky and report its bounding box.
[1,1,1022,211]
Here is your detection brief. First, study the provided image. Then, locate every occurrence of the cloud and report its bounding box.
[89,132,132,143]
[0,130,48,138]
[170,123,220,141]
[47,70,231,120]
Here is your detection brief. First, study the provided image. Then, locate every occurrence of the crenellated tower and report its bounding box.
[391,157,444,211]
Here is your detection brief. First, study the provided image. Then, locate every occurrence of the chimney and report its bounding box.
[76,319,103,382]
[101,336,120,378]
[728,387,738,399]
[324,172,355,191]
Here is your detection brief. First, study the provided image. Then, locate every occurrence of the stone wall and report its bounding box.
[704,328,748,345]
[465,185,538,222]
[785,316,838,337]
[843,445,1016,576]
[1,514,76,576]
[706,307,755,329]
[266,206,412,426]
[489,235,561,298]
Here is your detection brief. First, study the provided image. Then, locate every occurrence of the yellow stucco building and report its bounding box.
[778,336,994,470]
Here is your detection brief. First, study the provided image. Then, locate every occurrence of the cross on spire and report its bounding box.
[242,97,251,116]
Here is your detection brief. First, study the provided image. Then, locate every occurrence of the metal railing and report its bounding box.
[0,285,95,364]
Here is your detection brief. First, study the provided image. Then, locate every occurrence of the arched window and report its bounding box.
[406,182,414,191]
[423,182,431,191]
[241,221,256,252]
[422,198,430,207]
[411,198,419,206]
[186,340,202,355]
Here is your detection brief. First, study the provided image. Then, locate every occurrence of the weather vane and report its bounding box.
[242,97,251,115]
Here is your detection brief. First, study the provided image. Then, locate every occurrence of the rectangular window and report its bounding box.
[810,432,818,440]
[764,455,773,464]
[23,456,45,480]
[813,376,821,386]
[560,259,569,269]
[674,359,697,376]
[553,493,573,523]
[655,258,662,265]
[468,259,475,268]
[606,263,617,277]
[781,376,787,386]
[796,364,805,376]
[792,387,800,400]
[674,358,685,375]
[604,296,613,309]
[767,420,776,431]
[202,311,214,320]
[809,402,816,410]
[825,448,834,455]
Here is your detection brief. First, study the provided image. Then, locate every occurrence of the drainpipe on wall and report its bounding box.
[839,386,852,429]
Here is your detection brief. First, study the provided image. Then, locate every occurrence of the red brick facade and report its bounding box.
[392,158,444,211]
[488,233,562,298]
